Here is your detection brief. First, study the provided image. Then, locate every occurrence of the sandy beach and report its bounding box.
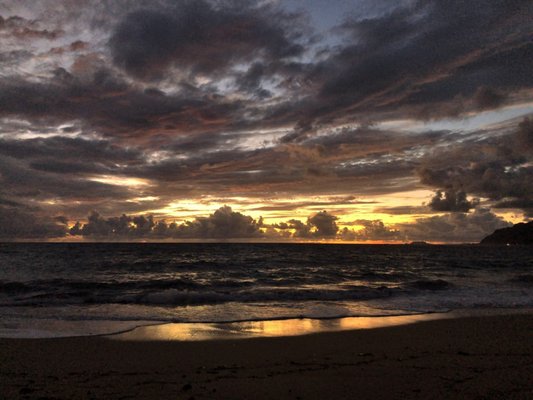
[1,313,532,399]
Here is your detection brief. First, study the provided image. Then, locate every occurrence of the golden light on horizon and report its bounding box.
[142,189,438,228]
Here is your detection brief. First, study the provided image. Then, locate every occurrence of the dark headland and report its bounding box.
[480,221,533,245]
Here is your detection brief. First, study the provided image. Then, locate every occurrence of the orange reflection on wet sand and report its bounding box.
[112,313,451,341]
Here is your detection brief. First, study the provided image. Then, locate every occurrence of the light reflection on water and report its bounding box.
[112,313,451,341]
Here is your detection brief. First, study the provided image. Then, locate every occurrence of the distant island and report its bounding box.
[480,221,533,245]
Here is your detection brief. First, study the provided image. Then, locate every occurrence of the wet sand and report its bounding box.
[1,313,532,399]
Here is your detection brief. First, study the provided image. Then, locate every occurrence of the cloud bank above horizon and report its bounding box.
[0,0,531,242]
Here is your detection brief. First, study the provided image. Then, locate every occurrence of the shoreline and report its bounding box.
[112,308,532,341]
[110,311,453,341]
[2,307,533,340]
[1,311,532,398]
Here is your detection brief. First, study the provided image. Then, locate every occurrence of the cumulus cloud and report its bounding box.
[274,211,339,238]
[172,206,263,239]
[282,219,310,238]
[70,206,263,239]
[340,220,400,241]
[418,118,533,216]
[69,208,342,240]
[307,211,339,237]
[70,211,155,237]
[428,190,479,213]
[338,208,511,243]
[0,202,513,243]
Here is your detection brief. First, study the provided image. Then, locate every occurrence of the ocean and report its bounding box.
[0,243,532,338]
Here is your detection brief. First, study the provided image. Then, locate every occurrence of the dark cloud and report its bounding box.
[0,68,249,140]
[473,87,507,111]
[0,205,66,239]
[337,208,511,243]
[49,197,168,222]
[0,153,134,203]
[0,0,532,241]
[28,160,106,175]
[109,0,304,80]
[70,211,155,237]
[417,118,533,215]
[303,127,448,156]
[428,190,479,213]
[0,50,33,67]
[238,62,266,92]
[286,219,310,238]
[300,0,533,127]
[251,196,369,212]
[174,205,263,239]
[71,206,263,239]
[493,199,533,218]
[308,211,338,237]
[70,208,341,241]
[0,201,516,243]
[0,134,140,182]
[124,130,424,197]
[372,205,433,215]
[0,125,429,218]
[277,207,511,243]
[1,0,532,141]
[340,220,400,241]
[0,136,141,164]
[399,208,511,243]
[516,117,533,154]
[274,211,339,238]
[0,135,166,220]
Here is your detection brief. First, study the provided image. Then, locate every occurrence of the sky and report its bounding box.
[0,0,532,242]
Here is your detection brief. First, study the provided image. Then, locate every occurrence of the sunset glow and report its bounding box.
[0,0,531,243]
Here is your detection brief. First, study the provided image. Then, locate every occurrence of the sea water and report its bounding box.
[0,243,531,338]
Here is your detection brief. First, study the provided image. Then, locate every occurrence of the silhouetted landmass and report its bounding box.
[408,241,432,246]
[480,221,533,245]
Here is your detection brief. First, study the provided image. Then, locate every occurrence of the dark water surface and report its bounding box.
[0,243,531,337]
